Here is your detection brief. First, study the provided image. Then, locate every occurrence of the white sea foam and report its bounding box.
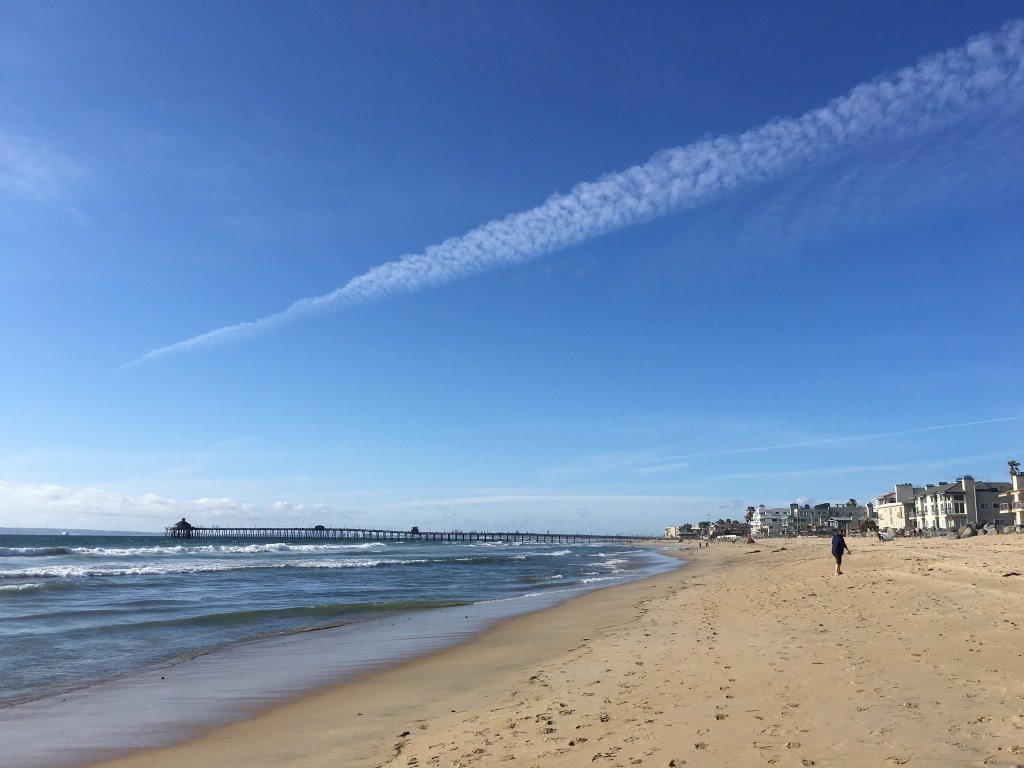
[294,558,430,569]
[210,542,387,555]
[0,564,265,578]
[0,555,436,578]
[0,547,73,557]
[62,541,390,558]
[580,576,620,584]
[0,582,45,592]
[509,548,574,560]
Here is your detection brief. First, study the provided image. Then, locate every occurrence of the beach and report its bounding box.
[88,534,1024,768]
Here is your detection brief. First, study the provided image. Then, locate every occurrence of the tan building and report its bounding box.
[914,475,1012,531]
[1000,461,1023,526]
[871,484,919,531]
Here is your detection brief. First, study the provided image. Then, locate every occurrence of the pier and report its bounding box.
[165,519,650,544]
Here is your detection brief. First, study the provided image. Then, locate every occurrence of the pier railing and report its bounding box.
[164,525,651,544]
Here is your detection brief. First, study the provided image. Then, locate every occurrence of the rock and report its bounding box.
[959,525,976,538]
[947,532,960,540]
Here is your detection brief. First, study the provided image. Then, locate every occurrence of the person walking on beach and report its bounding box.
[831,529,851,576]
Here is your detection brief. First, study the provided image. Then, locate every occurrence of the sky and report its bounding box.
[2,1,1023,536]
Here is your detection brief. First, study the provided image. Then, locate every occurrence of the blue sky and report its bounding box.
[2,1,1023,535]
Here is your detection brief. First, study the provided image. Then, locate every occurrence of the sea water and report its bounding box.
[0,534,677,730]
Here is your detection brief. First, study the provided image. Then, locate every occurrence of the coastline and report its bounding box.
[0,544,679,768]
[83,534,1024,768]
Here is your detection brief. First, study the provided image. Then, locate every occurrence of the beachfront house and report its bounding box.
[870,484,920,531]
[748,502,869,536]
[814,501,870,532]
[664,525,703,540]
[748,505,790,537]
[913,476,1013,531]
[708,520,749,537]
[999,461,1023,526]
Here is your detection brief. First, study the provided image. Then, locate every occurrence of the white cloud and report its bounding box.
[634,462,691,476]
[728,115,1024,258]
[0,481,334,531]
[667,416,1024,461]
[0,479,719,535]
[0,131,80,202]
[133,19,1024,366]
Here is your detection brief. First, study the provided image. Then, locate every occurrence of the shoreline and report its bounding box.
[83,534,1024,768]
[1,545,680,768]
[83,544,699,768]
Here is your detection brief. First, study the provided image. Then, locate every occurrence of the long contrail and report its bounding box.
[133,20,1024,366]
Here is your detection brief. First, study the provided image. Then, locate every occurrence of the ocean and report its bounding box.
[0,532,679,767]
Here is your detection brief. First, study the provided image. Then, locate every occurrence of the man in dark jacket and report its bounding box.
[831,529,851,575]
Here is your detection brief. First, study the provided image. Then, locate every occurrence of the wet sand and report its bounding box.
[91,534,1024,768]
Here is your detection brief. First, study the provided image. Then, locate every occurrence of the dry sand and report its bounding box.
[92,535,1024,768]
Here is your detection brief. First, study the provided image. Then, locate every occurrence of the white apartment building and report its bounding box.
[749,502,868,536]
[748,505,792,537]
[913,476,1013,530]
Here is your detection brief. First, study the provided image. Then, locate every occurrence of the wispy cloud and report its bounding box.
[0,131,80,202]
[633,462,691,476]
[728,115,1024,259]
[133,20,1024,366]
[685,449,1024,486]
[669,416,1024,462]
[551,415,1024,479]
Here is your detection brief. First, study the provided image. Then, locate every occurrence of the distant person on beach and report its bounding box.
[831,529,851,576]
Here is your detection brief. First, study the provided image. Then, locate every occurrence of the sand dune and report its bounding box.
[92,534,1024,768]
